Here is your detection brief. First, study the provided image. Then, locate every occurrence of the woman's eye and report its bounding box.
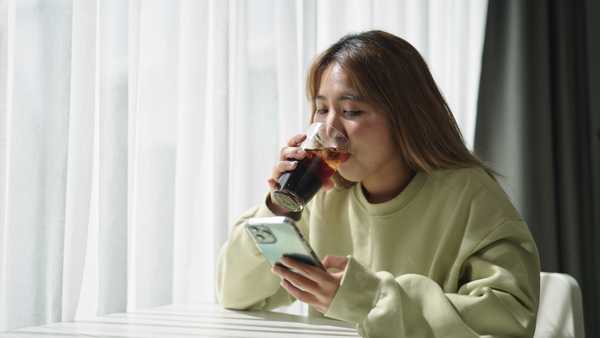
[343,110,362,117]
[315,108,328,115]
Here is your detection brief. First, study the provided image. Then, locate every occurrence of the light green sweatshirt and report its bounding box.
[216,167,540,337]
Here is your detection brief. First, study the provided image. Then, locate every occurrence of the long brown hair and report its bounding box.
[306,30,495,185]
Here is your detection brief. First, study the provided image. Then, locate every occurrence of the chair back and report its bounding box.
[534,272,585,338]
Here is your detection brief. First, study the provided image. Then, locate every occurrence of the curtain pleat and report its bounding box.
[0,0,72,329]
[61,0,96,320]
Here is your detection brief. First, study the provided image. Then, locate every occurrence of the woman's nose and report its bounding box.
[325,115,345,138]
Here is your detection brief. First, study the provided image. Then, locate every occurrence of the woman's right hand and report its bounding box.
[267,134,308,191]
[266,134,308,215]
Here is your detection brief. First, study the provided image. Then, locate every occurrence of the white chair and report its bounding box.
[534,272,586,338]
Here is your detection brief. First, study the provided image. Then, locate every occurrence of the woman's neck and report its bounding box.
[361,161,415,204]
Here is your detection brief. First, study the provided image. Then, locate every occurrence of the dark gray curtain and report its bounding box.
[475,0,600,336]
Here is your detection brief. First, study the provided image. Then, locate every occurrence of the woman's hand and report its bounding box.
[271,255,349,314]
[267,134,307,192]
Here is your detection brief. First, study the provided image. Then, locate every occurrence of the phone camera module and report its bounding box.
[253,225,277,244]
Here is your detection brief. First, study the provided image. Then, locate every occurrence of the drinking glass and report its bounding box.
[271,122,350,212]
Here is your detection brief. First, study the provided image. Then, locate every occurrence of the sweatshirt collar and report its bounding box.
[352,170,427,216]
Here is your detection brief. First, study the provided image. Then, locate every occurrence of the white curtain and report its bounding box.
[0,0,487,331]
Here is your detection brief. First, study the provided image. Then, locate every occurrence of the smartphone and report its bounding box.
[245,216,325,271]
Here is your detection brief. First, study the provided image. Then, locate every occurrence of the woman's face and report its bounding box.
[313,63,403,185]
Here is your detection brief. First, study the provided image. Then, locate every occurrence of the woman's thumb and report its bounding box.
[322,255,348,270]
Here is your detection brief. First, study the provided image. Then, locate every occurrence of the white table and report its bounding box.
[0,303,360,338]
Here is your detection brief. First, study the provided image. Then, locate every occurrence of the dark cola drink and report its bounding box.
[271,148,350,212]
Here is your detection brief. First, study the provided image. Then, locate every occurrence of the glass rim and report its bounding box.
[302,122,350,152]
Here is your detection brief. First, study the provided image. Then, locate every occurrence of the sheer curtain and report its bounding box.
[0,0,487,331]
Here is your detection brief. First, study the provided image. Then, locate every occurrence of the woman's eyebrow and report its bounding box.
[339,94,362,101]
[315,94,363,101]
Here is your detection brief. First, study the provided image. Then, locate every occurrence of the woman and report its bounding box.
[217,30,540,337]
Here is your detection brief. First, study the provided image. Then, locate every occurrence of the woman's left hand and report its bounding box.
[271,255,349,314]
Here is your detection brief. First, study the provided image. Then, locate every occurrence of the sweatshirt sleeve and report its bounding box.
[216,196,308,311]
[324,220,540,338]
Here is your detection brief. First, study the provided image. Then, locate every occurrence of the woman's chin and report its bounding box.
[337,166,362,183]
